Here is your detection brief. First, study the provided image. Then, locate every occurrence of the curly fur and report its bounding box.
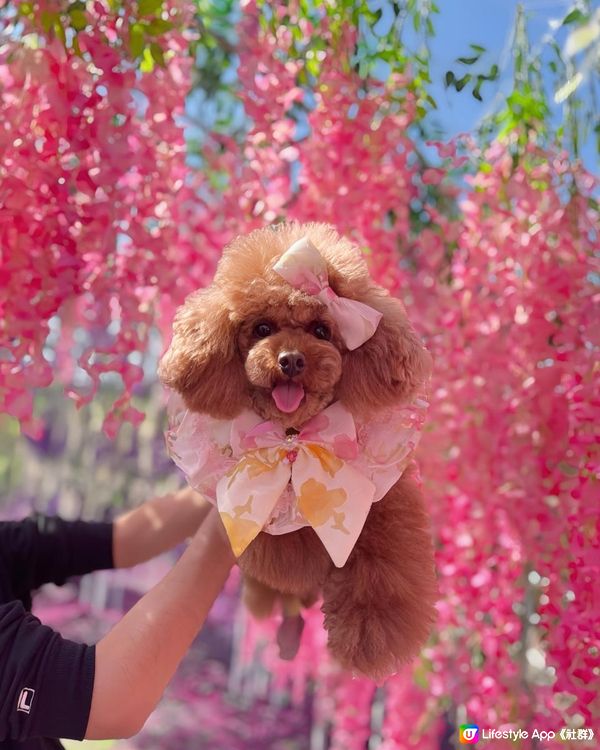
[159,221,438,678]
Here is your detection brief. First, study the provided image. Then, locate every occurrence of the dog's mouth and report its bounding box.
[271,381,305,413]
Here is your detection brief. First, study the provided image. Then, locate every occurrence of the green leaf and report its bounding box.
[18,2,34,16]
[53,19,66,46]
[444,70,455,88]
[455,73,471,92]
[562,8,586,25]
[557,461,578,476]
[150,41,165,67]
[144,18,173,35]
[140,46,155,72]
[457,55,481,65]
[550,39,564,63]
[138,0,163,16]
[498,118,515,140]
[40,10,59,33]
[472,78,483,101]
[306,56,320,78]
[130,23,145,58]
[470,43,486,53]
[69,8,88,31]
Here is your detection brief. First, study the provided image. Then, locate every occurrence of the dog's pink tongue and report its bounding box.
[272,382,305,413]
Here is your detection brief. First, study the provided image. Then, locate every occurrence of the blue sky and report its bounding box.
[425,0,597,168]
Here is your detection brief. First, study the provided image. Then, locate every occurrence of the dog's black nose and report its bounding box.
[278,351,305,377]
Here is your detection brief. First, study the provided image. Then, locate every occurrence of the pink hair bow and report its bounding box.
[273,237,383,350]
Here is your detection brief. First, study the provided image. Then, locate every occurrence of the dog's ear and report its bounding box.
[158,287,248,418]
[337,288,432,414]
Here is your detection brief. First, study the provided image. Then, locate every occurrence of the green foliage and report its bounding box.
[138,0,164,15]
[445,2,598,160]
[474,4,551,160]
[256,0,440,121]
[562,8,587,26]
[444,45,499,102]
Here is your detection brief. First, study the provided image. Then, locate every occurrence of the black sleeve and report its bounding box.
[0,601,95,742]
[0,515,114,593]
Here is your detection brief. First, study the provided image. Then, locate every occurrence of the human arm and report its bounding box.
[0,507,234,742]
[0,486,211,594]
[112,486,211,568]
[86,505,234,739]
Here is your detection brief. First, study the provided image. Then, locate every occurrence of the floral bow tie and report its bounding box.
[273,237,383,350]
[216,401,376,567]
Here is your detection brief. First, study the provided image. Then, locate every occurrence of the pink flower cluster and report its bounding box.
[412,138,599,741]
[1,1,598,746]
[0,0,226,437]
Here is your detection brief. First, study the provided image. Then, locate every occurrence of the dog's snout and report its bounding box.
[278,351,305,378]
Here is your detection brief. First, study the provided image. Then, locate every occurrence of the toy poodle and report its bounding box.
[160,222,438,679]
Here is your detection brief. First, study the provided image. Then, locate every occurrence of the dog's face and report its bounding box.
[237,284,343,428]
[159,222,431,428]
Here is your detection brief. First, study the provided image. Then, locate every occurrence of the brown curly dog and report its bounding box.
[159,221,438,679]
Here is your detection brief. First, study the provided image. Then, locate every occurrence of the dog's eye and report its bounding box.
[311,322,331,341]
[253,321,274,338]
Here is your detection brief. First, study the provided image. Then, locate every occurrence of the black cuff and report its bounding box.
[61,519,115,575]
[31,515,115,583]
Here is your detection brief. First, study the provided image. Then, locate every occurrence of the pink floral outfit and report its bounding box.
[166,392,428,567]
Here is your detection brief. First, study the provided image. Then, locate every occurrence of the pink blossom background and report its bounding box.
[0,1,598,748]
